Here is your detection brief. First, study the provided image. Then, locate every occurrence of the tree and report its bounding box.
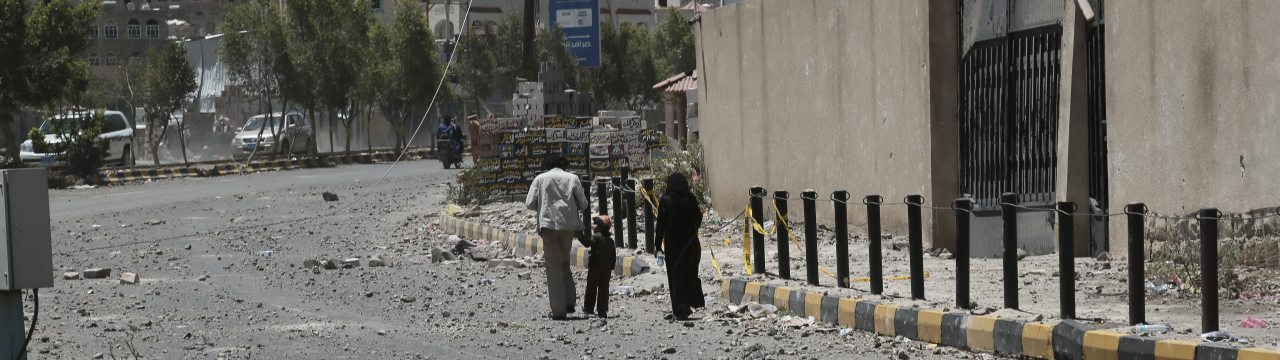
[585,17,658,111]
[219,0,293,161]
[359,21,391,154]
[27,109,108,177]
[0,0,100,164]
[135,42,197,166]
[652,7,696,78]
[384,0,451,154]
[454,22,497,116]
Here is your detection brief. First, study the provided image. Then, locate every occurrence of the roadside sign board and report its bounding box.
[549,0,601,67]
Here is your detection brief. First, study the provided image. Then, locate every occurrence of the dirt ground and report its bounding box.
[29,163,952,360]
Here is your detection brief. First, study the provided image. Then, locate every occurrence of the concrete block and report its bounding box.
[772,287,793,310]
[62,272,79,280]
[966,315,999,352]
[1238,348,1280,360]
[319,260,338,269]
[941,313,969,348]
[874,304,898,336]
[1053,319,1091,360]
[837,297,862,328]
[1117,335,1157,360]
[83,268,111,279]
[340,258,360,268]
[854,300,878,332]
[728,279,747,304]
[757,284,775,306]
[743,282,761,303]
[894,307,919,340]
[119,273,139,285]
[820,295,840,325]
[1082,330,1126,360]
[993,318,1025,356]
[917,310,946,343]
[303,260,319,268]
[804,292,823,319]
[787,289,806,317]
[1196,343,1241,360]
[1021,322,1055,359]
[368,258,387,267]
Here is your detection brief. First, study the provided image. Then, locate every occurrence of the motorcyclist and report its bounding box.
[436,116,462,156]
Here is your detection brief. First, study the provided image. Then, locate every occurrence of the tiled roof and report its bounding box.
[653,70,697,92]
[679,1,708,11]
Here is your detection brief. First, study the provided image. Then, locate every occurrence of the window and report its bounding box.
[88,53,100,66]
[105,20,117,38]
[370,0,380,9]
[105,52,118,66]
[145,19,159,38]
[127,19,140,38]
[104,114,128,133]
[288,115,300,126]
[472,20,481,31]
[86,25,98,38]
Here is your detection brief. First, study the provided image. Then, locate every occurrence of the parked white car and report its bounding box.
[231,113,312,159]
[19,110,135,166]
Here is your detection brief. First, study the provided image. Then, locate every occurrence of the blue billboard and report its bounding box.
[549,0,601,67]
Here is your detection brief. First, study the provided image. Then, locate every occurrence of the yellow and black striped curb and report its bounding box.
[441,215,649,277]
[90,149,438,184]
[99,167,202,182]
[720,278,1280,360]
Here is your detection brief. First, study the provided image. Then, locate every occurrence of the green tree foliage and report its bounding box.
[358,22,391,153]
[588,17,658,111]
[132,42,198,166]
[219,0,293,161]
[384,0,451,153]
[27,109,109,178]
[0,0,100,164]
[455,22,498,115]
[653,7,696,78]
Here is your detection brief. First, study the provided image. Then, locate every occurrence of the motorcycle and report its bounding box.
[437,134,466,169]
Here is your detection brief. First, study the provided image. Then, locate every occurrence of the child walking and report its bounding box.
[579,216,617,318]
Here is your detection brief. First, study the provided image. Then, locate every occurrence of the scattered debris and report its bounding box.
[83,268,111,279]
[322,192,339,201]
[119,272,139,285]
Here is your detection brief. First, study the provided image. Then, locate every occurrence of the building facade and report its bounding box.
[695,0,1280,258]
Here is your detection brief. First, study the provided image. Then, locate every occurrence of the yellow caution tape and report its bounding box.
[845,272,931,283]
[702,235,723,281]
[700,238,731,247]
[772,199,838,279]
[636,187,661,217]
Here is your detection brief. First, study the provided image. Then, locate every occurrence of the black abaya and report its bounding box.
[654,173,705,317]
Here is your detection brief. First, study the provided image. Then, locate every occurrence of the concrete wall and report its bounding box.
[1106,0,1280,253]
[696,0,948,244]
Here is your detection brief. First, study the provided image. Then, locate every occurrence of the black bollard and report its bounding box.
[906,194,925,300]
[865,194,884,294]
[622,179,637,249]
[1057,202,1077,320]
[1125,202,1146,325]
[954,199,973,309]
[612,177,624,248]
[643,179,655,254]
[1199,207,1220,333]
[1000,193,1019,310]
[775,190,791,280]
[581,176,593,241]
[802,190,820,285]
[749,186,767,274]
[596,179,608,216]
[833,190,851,288]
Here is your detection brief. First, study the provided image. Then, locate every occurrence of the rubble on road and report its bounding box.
[83,268,111,279]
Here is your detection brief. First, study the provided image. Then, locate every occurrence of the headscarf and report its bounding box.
[664,172,698,209]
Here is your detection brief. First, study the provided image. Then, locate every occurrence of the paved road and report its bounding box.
[29,160,895,359]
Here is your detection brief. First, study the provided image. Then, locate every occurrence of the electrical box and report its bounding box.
[0,168,53,290]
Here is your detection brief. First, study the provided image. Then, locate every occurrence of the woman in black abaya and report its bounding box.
[654,173,705,320]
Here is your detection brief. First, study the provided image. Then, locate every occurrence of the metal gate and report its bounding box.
[958,0,1064,210]
[1084,0,1109,256]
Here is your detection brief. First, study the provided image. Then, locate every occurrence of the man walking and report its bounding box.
[525,155,589,319]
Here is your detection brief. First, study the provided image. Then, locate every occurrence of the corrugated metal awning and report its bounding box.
[652,70,697,93]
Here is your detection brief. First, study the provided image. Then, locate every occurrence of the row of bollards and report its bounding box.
[578,176,1227,333]
[741,187,1227,333]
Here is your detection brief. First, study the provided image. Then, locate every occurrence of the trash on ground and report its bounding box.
[1201,331,1247,343]
[1240,318,1269,329]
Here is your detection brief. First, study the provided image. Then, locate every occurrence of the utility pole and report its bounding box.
[521,0,536,80]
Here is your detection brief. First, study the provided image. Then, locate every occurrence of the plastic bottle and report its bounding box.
[655,252,666,268]
[477,279,495,285]
[1132,324,1172,333]
[612,286,634,294]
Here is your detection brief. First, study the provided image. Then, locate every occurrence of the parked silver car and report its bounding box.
[19,110,135,166]
[231,113,312,159]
